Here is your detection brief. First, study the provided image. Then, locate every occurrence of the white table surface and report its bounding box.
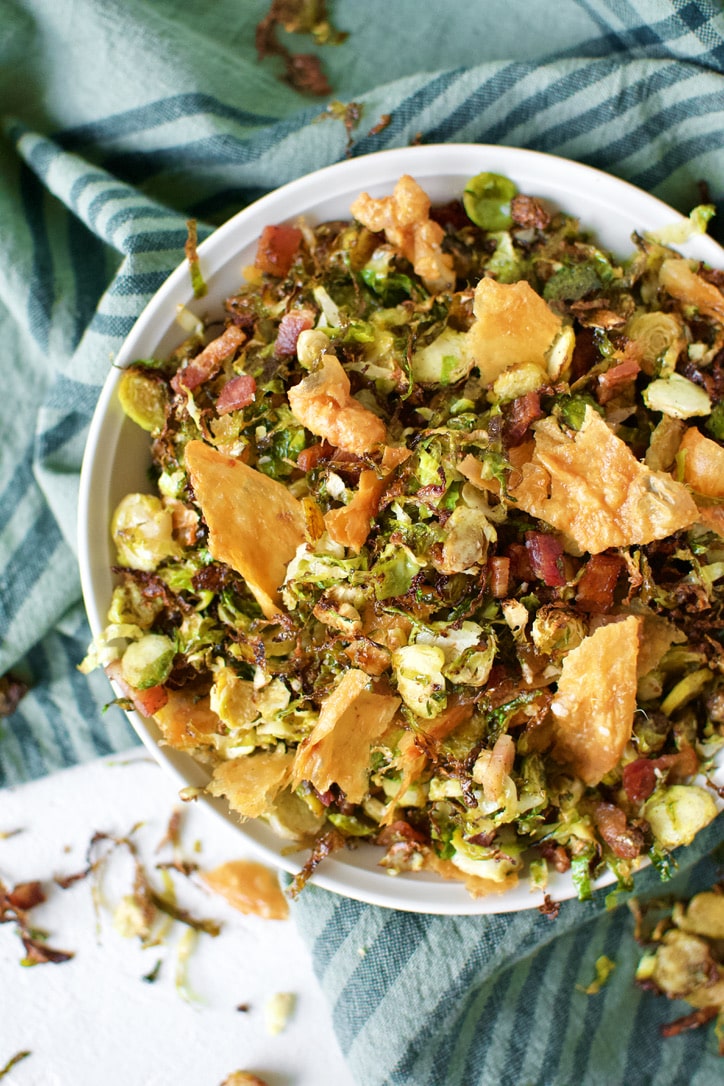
[0,748,356,1086]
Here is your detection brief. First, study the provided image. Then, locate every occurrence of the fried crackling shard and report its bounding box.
[466,277,562,385]
[291,669,400,804]
[207,751,294,820]
[678,426,724,537]
[679,426,724,498]
[325,446,410,551]
[287,351,387,455]
[508,407,699,553]
[184,440,305,618]
[550,615,641,786]
[154,687,222,751]
[350,174,455,293]
[659,258,724,326]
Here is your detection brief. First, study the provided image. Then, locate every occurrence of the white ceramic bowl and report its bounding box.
[79,144,724,914]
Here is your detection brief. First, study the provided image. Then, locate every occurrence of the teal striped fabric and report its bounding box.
[1,1,723,1081]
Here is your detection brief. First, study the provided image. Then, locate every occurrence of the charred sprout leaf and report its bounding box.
[288,829,346,897]
[1,877,74,967]
[0,1051,31,1080]
[0,673,29,717]
[142,957,163,983]
[20,935,74,966]
[317,98,363,155]
[256,1,343,96]
[645,204,716,246]
[185,219,207,299]
[149,889,221,936]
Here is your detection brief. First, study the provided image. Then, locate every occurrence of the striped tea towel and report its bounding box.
[1,1,723,1082]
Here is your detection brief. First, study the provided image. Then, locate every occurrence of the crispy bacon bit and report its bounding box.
[171,325,247,393]
[511,194,551,230]
[507,542,534,584]
[623,747,700,804]
[296,441,329,473]
[217,374,257,415]
[539,842,571,873]
[575,553,625,612]
[525,531,566,587]
[594,802,645,859]
[597,356,641,404]
[374,820,429,848]
[504,390,544,447]
[255,224,303,278]
[538,894,561,919]
[488,556,510,598]
[275,307,316,356]
[622,758,657,804]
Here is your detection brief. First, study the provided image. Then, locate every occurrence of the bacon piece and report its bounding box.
[255,224,303,278]
[507,542,533,584]
[575,553,625,612]
[297,441,330,473]
[623,748,700,804]
[511,194,551,229]
[538,841,571,873]
[525,531,566,587]
[594,802,645,858]
[504,390,544,446]
[216,373,257,415]
[275,307,316,356]
[171,325,246,392]
[597,356,641,404]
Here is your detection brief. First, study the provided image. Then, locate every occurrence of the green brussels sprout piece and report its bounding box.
[118,368,168,433]
[643,374,712,419]
[644,784,718,851]
[120,633,175,689]
[463,172,517,231]
[111,493,181,572]
[392,643,447,719]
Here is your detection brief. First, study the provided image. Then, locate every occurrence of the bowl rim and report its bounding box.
[78,142,724,915]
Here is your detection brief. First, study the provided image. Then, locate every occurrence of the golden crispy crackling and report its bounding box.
[184,440,305,618]
[509,408,699,553]
[207,751,294,819]
[467,277,562,384]
[291,669,400,804]
[550,615,640,786]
